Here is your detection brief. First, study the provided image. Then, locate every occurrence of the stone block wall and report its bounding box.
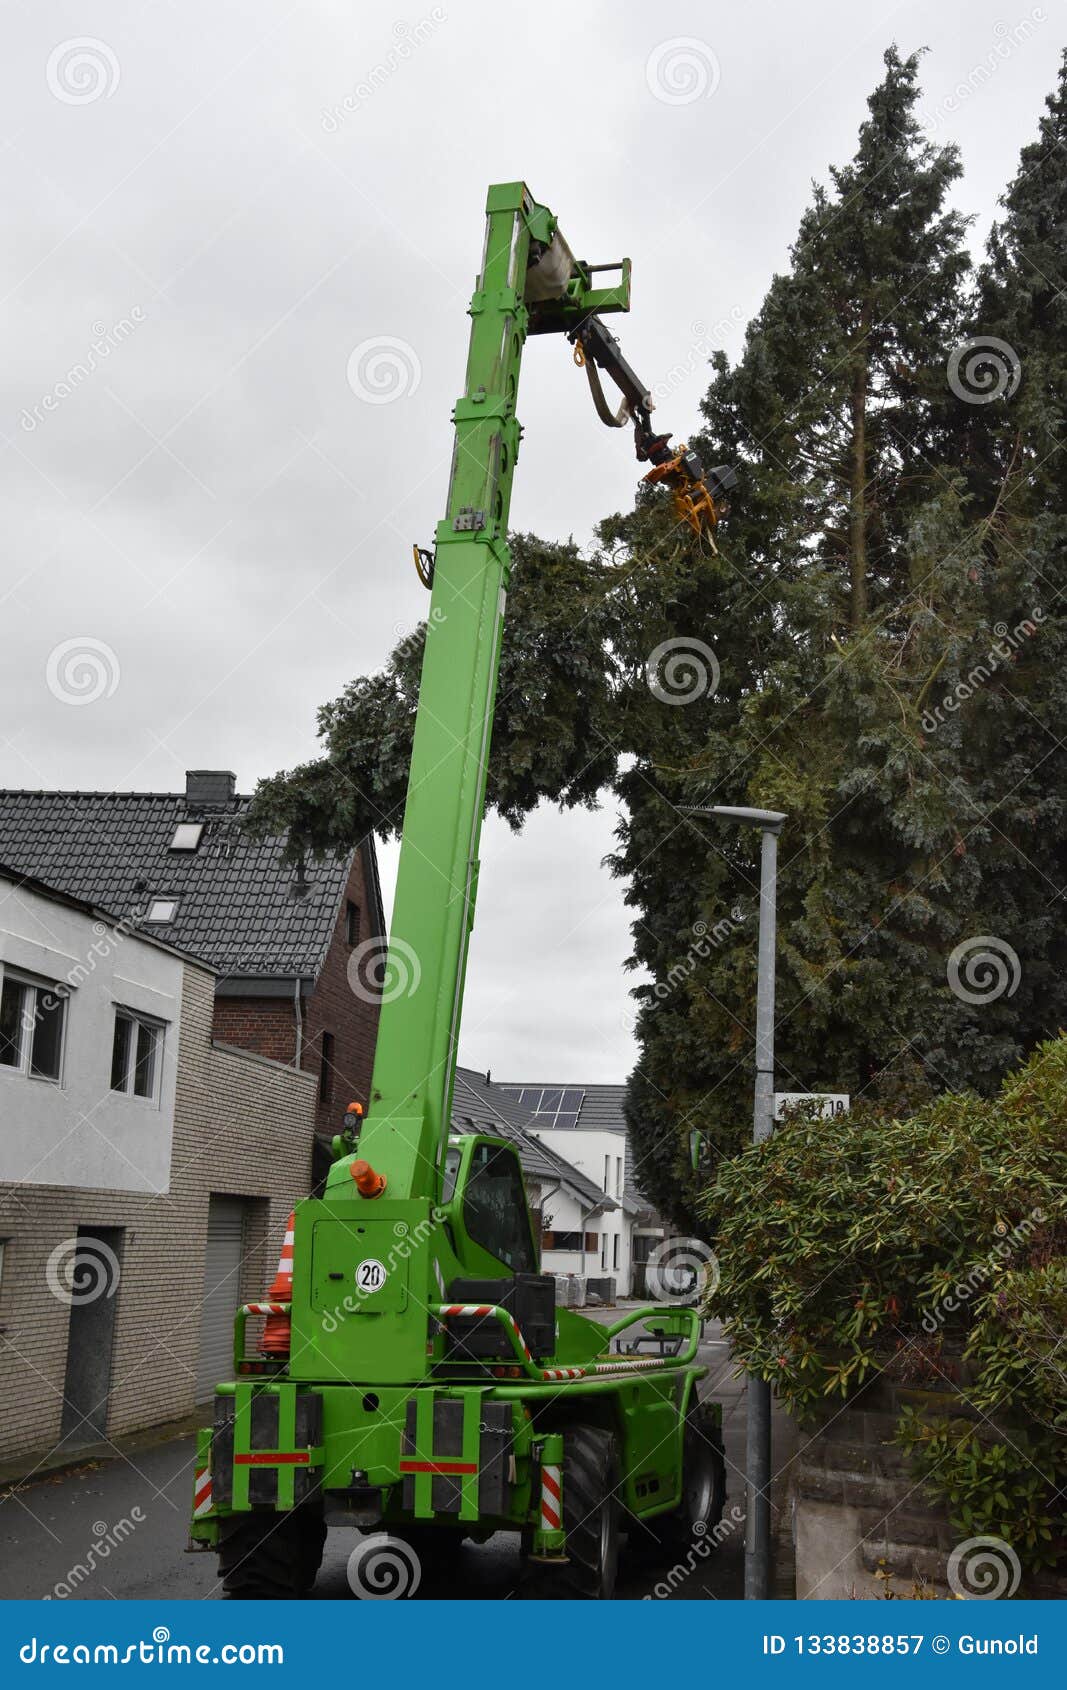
[791,1367,1064,1601]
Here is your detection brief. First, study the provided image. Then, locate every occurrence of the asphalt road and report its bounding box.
[0,1320,766,1602]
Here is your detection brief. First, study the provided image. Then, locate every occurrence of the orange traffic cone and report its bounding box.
[260,1210,295,1358]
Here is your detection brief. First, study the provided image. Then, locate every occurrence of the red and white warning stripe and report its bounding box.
[244,1301,290,1316]
[273,1219,295,1287]
[193,1468,213,1517]
[440,1304,588,1381]
[540,1462,562,1533]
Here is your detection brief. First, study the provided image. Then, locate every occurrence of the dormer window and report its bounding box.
[169,823,203,851]
[146,899,177,924]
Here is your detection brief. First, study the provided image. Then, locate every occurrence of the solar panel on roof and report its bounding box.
[539,1088,563,1112]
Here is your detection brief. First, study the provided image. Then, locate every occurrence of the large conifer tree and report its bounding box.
[248,52,1067,1225]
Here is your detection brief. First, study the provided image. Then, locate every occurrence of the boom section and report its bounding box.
[329,183,629,1203]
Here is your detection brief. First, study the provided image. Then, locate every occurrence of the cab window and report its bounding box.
[462,1144,535,1271]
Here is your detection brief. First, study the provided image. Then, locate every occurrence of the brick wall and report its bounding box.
[0,963,317,1466]
[302,850,380,1137]
[208,848,381,1140]
[211,996,295,1065]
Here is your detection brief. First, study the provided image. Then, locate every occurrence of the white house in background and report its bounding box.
[451,1069,618,1286]
[0,870,184,1193]
[0,864,318,1466]
[498,1082,642,1296]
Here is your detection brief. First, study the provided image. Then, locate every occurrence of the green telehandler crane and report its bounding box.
[189,182,735,1600]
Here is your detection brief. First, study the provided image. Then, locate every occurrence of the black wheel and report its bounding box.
[519,1425,621,1599]
[294,1511,327,1592]
[218,1507,326,1599]
[633,1397,725,1561]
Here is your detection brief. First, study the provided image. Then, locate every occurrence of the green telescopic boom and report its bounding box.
[327,181,731,1207]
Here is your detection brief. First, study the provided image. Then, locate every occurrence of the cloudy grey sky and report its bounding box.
[3,0,1060,1082]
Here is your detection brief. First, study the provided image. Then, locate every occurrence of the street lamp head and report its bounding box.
[683,804,787,833]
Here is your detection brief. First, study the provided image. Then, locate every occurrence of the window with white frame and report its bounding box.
[169,823,203,851]
[0,972,66,1082]
[110,1009,164,1101]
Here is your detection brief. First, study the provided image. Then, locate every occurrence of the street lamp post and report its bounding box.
[684,803,787,1602]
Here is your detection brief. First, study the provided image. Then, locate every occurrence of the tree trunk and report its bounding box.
[848,322,869,627]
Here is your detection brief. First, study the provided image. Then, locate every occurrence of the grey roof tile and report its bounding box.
[0,788,356,980]
[452,1067,615,1215]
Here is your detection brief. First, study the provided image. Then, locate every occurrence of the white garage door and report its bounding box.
[196,1197,246,1401]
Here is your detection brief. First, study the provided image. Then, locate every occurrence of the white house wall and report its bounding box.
[537,1183,591,1277]
[532,1125,632,1295]
[0,883,183,1193]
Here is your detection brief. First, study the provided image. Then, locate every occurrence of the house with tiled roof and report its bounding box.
[0,863,320,1465]
[0,771,385,1145]
[453,1069,620,1290]
[498,1080,669,1296]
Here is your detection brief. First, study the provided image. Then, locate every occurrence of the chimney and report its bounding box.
[185,770,236,808]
